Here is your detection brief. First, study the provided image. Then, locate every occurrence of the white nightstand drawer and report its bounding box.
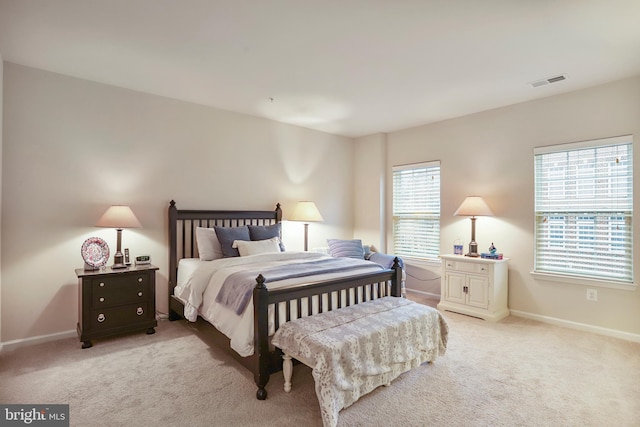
[445,259,489,275]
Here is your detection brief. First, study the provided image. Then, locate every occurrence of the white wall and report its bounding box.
[1,62,355,344]
[356,75,640,336]
[353,133,386,250]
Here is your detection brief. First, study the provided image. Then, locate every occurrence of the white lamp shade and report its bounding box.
[289,201,324,222]
[95,205,142,228]
[454,196,494,217]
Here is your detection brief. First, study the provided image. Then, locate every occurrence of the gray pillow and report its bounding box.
[214,226,250,257]
[248,223,286,251]
[327,239,365,259]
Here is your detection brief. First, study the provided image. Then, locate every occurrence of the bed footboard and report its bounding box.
[252,259,403,400]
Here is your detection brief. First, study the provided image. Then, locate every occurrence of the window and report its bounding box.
[392,161,441,260]
[534,135,633,283]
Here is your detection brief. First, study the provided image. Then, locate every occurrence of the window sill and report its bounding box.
[530,271,638,291]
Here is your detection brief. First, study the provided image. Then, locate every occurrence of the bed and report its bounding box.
[167,200,404,400]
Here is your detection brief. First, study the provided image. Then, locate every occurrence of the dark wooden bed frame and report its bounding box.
[168,200,403,400]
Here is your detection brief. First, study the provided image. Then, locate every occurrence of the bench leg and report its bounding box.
[283,354,293,393]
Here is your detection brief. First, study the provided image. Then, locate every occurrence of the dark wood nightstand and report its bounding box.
[75,264,159,348]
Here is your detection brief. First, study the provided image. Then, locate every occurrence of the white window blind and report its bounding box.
[392,161,440,260]
[534,135,633,283]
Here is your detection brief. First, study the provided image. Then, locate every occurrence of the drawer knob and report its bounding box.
[99,282,105,287]
[138,277,143,283]
[136,307,144,316]
[97,313,105,322]
[99,297,105,302]
[138,291,143,297]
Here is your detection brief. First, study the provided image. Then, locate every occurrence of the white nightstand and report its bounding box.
[437,254,509,322]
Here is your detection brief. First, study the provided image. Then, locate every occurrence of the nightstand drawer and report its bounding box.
[90,302,154,330]
[90,276,151,307]
[90,272,149,289]
[444,260,490,275]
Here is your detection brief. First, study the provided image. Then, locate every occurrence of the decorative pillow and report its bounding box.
[368,252,404,269]
[233,237,281,256]
[248,223,286,251]
[327,239,365,259]
[214,226,250,257]
[195,227,224,261]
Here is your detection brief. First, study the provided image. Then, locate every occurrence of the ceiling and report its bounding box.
[1,0,640,138]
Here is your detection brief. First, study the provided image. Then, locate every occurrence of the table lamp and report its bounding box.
[454,196,493,257]
[96,205,142,268]
[290,201,323,251]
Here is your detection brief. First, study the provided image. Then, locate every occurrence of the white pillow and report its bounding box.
[232,237,281,256]
[195,227,224,261]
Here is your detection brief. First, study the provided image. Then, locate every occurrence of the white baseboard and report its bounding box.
[405,288,440,299]
[5,310,636,350]
[1,329,77,352]
[510,309,640,343]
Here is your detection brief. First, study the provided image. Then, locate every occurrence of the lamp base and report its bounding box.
[111,263,128,269]
[303,223,309,252]
[465,242,480,257]
[111,253,128,269]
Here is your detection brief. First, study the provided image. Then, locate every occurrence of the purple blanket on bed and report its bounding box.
[215,257,383,315]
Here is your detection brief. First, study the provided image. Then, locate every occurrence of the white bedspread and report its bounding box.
[174,252,387,357]
[271,297,448,427]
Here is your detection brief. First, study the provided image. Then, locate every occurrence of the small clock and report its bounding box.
[135,255,151,265]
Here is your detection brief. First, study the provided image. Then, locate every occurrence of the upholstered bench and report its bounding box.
[271,296,448,427]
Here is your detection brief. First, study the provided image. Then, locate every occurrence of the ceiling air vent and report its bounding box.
[530,74,567,88]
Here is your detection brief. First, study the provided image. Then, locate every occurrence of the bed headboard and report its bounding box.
[168,200,282,295]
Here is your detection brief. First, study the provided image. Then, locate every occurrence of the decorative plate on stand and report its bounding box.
[81,237,110,270]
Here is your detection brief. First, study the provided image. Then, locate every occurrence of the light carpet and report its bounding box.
[1,304,639,427]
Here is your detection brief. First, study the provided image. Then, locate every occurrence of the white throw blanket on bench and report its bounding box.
[271,297,448,427]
